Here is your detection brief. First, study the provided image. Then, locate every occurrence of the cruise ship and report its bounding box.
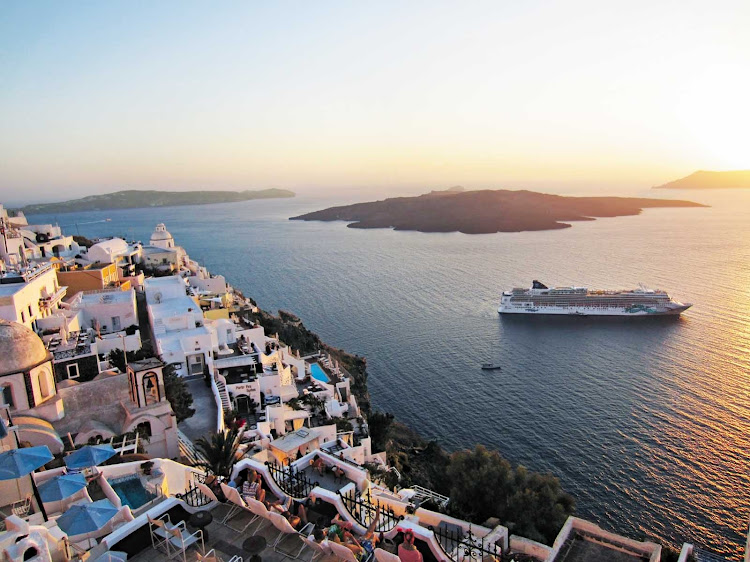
[498,280,692,316]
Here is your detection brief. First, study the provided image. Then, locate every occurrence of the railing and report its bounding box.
[266,461,318,499]
[176,485,213,508]
[430,524,504,562]
[338,488,403,534]
[412,485,450,510]
[175,470,213,508]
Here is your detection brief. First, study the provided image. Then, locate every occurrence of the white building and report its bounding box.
[145,276,213,376]
[0,263,66,330]
[150,223,175,249]
[0,320,178,461]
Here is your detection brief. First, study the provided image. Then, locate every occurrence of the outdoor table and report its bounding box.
[189,510,213,543]
[243,535,267,562]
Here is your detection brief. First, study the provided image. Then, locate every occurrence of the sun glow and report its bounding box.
[677,65,750,170]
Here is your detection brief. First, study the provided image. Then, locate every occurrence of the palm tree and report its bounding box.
[195,428,241,477]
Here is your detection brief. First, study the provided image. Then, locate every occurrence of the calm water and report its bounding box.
[31,188,750,558]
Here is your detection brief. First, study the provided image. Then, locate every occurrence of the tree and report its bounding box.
[163,364,195,422]
[195,428,241,477]
[332,417,353,432]
[107,349,127,372]
[446,445,574,545]
[367,410,394,452]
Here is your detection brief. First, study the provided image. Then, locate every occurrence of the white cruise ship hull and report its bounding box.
[498,303,691,316]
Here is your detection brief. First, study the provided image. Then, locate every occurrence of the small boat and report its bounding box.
[481,363,501,370]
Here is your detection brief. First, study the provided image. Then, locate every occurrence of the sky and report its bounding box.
[1,1,749,204]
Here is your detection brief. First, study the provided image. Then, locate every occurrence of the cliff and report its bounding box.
[18,188,295,214]
[653,170,750,190]
[291,189,705,234]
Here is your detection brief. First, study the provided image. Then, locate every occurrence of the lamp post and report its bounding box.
[119,333,127,363]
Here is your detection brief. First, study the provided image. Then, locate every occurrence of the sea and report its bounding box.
[29,187,750,559]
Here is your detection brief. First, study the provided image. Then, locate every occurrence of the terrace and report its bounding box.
[47,330,94,360]
[127,502,337,562]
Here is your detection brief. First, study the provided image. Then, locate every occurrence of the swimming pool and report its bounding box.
[310,363,330,383]
[110,476,156,510]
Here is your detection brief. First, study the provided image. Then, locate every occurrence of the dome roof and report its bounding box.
[0,320,51,377]
[150,223,173,241]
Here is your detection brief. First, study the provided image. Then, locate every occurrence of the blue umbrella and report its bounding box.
[38,473,87,502]
[56,499,119,536]
[0,446,53,481]
[64,445,117,469]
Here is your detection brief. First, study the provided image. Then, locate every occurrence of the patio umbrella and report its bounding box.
[64,444,117,469]
[56,499,119,536]
[38,473,87,502]
[0,445,53,521]
[0,446,53,481]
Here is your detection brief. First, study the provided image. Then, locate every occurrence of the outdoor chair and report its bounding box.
[300,535,333,562]
[196,483,221,505]
[11,497,31,518]
[267,511,314,559]
[148,513,184,554]
[165,522,204,562]
[374,548,400,562]
[328,540,370,562]
[221,483,258,532]
[245,497,274,535]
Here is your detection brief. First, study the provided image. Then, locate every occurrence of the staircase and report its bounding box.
[177,429,209,466]
[214,373,232,411]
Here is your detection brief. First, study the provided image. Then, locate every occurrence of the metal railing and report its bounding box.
[430,524,504,562]
[266,461,318,499]
[175,485,213,508]
[338,488,403,534]
[175,471,213,508]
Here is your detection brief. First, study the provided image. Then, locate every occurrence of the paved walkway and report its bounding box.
[179,377,219,443]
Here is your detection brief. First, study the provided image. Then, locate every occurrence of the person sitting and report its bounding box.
[204,474,227,502]
[310,454,326,475]
[241,470,266,503]
[327,507,381,556]
[271,497,310,530]
[229,468,248,489]
[397,529,423,562]
[331,464,346,481]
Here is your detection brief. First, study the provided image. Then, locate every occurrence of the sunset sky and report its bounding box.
[1,1,748,204]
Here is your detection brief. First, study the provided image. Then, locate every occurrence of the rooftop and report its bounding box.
[78,289,135,305]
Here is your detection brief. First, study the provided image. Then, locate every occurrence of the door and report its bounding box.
[188,354,205,375]
[111,316,121,332]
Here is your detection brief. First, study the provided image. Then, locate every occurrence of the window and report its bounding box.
[136,421,152,437]
[20,311,25,323]
[28,305,32,318]
[67,364,80,379]
[1,384,14,409]
[142,372,161,405]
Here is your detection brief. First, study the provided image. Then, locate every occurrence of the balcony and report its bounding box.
[39,286,67,309]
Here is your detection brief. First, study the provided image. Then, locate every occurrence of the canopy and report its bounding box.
[38,473,87,502]
[56,499,119,536]
[64,444,116,469]
[0,446,53,481]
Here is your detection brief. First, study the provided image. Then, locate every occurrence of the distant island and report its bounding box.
[290,189,706,234]
[654,170,750,190]
[17,188,295,215]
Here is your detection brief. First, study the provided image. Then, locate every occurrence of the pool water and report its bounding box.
[310,363,330,383]
[110,477,156,510]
